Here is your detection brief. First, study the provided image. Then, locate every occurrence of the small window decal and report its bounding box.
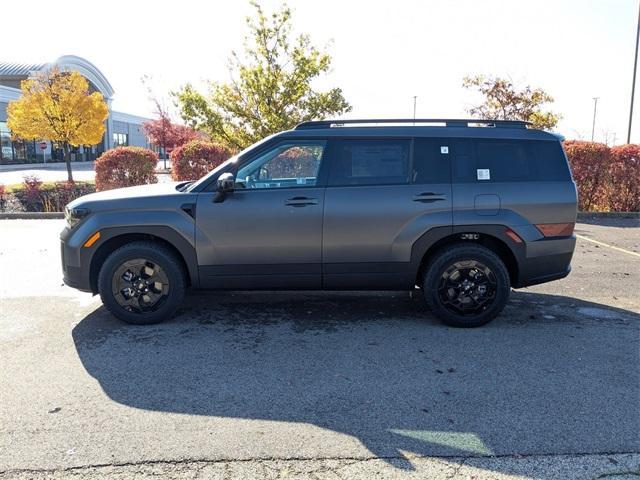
[440,146,449,154]
[477,169,491,180]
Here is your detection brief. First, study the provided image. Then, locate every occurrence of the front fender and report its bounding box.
[61,210,198,290]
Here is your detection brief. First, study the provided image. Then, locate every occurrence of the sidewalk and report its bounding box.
[0,160,170,184]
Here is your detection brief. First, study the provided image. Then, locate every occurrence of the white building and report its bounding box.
[0,55,151,164]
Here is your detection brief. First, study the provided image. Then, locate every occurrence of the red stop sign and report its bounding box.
[39,142,47,150]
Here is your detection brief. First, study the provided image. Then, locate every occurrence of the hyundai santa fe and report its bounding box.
[61,118,578,327]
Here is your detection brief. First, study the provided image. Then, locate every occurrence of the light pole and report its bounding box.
[412,96,417,124]
[591,97,599,141]
[627,0,640,144]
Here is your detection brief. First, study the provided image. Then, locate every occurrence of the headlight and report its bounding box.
[64,206,91,228]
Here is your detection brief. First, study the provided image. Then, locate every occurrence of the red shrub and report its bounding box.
[170,140,231,181]
[268,146,322,179]
[608,144,640,212]
[563,141,611,211]
[95,147,158,191]
[22,174,43,210]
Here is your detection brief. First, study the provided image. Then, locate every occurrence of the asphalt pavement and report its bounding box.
[0,219,638,479]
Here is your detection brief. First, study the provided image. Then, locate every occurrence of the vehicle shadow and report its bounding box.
[72,290,640,474]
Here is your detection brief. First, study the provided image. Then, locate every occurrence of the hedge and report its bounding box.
[8,176,95,212]
[563,141,640,212]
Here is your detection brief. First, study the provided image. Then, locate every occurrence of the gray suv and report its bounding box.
[61,119,577,327]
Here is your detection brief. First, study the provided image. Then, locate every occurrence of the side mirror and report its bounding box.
[214,172,235,203]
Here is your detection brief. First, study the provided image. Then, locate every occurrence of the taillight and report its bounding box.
[535,223,575,237]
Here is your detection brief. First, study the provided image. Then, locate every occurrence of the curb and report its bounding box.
[577,212,639,220]
[0,212,64,219]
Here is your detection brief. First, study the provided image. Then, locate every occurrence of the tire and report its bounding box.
[423,243,510,328]
[98,241,186,325]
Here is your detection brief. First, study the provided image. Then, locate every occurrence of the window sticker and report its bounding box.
[440,146,449,154]
[477,169,491,180]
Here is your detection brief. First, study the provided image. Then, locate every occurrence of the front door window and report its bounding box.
[235,141,326,189]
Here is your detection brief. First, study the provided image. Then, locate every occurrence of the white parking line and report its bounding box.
[576,234,640,259]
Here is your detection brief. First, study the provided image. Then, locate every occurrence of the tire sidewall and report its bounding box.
[423,244,510,328]
[98,243,185,325]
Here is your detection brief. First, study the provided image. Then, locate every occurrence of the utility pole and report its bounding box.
[591,97,599,141]
[627,0,640,143]
[412,96,417,124]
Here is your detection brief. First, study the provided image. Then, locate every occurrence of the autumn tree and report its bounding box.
[142,76,199,169]
[142,117,199,164]
[8,68,109,182]
[174,1,351,150]
[463,75,560,130]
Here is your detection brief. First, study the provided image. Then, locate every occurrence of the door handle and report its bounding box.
[412,192,447,203]
[285,196,319,207]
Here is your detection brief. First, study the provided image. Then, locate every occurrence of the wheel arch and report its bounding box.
[88,227,198,293]
[411,225,522,287]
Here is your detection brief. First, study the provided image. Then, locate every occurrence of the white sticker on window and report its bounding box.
[296,177,307,185]
[477,169,491,180]
[440,146,449,154]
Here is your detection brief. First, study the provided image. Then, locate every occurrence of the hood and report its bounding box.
[68,181,192,211]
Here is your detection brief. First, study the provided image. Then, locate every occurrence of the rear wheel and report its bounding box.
[98,241,186,325]
[423,243,510,327]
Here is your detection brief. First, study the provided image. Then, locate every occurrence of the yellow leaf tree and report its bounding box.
[7,68,109,182]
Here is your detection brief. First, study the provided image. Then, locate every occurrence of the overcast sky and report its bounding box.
[3,0,639,143]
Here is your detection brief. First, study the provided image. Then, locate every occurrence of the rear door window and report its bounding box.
[412,138,451,184]
[328,139,410,186]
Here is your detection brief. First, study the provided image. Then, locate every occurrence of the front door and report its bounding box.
[322,137,453,289]
[195,140,327,289]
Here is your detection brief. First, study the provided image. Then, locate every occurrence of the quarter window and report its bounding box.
[452,139,571,182]
[235,141,325,189]
[328,139,410,186]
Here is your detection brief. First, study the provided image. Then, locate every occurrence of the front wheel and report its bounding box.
[98,241,186,325]
[423,243,510,328]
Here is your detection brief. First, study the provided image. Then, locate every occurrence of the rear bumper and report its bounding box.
[513,235,576,288]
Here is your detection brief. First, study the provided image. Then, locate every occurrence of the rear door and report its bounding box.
[322,137,452,289]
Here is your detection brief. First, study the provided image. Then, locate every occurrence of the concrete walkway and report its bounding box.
[0,160,171,185]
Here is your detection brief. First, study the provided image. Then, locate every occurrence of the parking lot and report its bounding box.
[0,219,638,479]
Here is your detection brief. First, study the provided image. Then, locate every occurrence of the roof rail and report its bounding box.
[294,118,532,130]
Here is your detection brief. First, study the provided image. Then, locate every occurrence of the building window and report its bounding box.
[0,122,12,163]
[0,121,39,164]
[113,133,128,147]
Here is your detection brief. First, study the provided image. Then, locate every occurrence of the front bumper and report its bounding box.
[60,227,93,292]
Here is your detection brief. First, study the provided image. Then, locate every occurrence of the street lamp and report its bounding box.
[591,97,599,142]
[627,0,640,144]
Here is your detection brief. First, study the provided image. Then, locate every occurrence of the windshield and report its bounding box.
[185,134,280,192]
